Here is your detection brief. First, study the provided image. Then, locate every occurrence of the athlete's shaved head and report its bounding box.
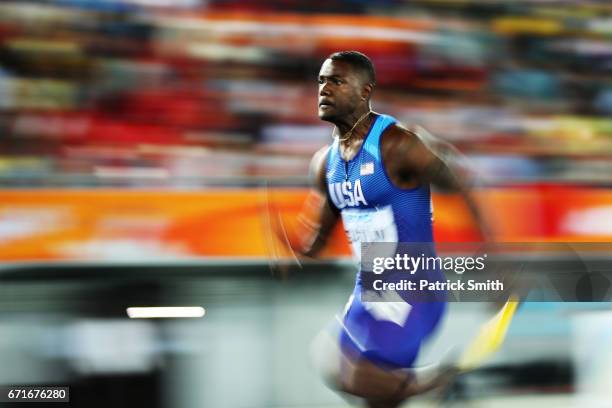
[328,51,376,86]
[318,51,375,123]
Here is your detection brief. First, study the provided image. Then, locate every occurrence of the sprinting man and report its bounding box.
[283,51,492,408]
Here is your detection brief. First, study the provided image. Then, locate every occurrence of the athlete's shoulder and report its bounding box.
[310,144,332,193]
[379,120,422,156]
[378,120,441,186]
[310,145,331,177]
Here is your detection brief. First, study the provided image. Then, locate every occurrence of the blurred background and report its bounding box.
[1,0,612,407]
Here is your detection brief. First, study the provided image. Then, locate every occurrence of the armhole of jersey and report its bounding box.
[363,114,395,162]
[375,118,429,193]
[325,141,335,171]
[322,143,339,210]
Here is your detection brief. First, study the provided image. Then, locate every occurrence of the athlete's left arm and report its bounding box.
[393,125,493,241]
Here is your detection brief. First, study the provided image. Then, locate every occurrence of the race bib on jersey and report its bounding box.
[341,293,412,329]
[341,205,398,260]
[363,299,413,327]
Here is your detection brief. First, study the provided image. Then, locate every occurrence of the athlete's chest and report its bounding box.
[326,149,388,210]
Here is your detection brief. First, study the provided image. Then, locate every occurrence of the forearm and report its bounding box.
[460,188,494,242]
[286,189,339,258]
[302,231,330,258]
[299,200,339,257]
[426,158,493,242]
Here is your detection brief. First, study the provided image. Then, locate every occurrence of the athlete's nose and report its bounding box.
[319,82,331,96]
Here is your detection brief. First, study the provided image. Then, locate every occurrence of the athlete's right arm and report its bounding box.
[297,145,341,257]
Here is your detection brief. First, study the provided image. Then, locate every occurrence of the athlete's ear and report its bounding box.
[361,83,374,101]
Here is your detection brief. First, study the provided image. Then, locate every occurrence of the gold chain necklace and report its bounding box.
[335,110,371,142]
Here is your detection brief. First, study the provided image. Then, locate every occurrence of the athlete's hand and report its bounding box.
[272,191,325,257]
[261,190,321,279]
[271,209,311,257]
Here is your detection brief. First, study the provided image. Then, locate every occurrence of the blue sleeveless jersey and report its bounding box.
[325,113,445,368]
[326,114,433,254]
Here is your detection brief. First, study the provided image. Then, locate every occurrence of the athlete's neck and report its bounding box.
[334,106,372,136]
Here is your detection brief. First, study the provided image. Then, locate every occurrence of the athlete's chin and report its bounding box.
[318,110,336,122]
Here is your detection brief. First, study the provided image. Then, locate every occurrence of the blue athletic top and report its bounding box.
[325,113,444,368]
[326,113,433,255]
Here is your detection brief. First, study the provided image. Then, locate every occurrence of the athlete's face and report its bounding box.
[318,59,367,122]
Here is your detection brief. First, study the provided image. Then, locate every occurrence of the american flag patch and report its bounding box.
[360,162,374,175]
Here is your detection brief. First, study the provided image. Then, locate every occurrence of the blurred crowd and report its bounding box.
[0,0,611,187]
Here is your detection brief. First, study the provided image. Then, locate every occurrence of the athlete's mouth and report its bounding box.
[319,101,334,109]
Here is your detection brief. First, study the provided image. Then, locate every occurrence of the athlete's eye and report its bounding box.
[333,78,342,85]
[318,78,325,85]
